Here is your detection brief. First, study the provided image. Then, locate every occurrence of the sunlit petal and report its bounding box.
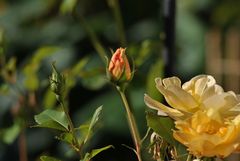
[155,78,198,112]
[144,94,185,119]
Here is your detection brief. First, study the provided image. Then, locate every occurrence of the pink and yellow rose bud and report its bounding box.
[108,47,131,82]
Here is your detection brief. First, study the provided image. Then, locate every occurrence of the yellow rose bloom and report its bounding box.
[173,111,240,158]
[144,75,240,121]
[144,75,240,158]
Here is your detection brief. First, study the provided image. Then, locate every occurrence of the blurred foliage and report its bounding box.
[175,0,240,78]
[0,0,239,161]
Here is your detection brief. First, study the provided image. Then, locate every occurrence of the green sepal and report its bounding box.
[50,62,66,97]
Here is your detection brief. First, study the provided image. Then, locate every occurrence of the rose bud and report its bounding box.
[107,48,131,82]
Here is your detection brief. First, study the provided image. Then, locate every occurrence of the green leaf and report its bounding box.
[60,0,78,14]
[84,106,102,143]
[40,155,62,161]
[175,142,188,161]
[75,106,102,144]
[34,120,65,131]
[146,112,175,145]
[34,109,69,131]
[90,145,114,158]
[81,145,114,161]
[76,124,90,143]
[89,106,102,132]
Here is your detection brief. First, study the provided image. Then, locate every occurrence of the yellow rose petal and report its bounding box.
[155,78,198,112]
[161,76,181,87]
[144,94,185,119]
[200,84,223,102]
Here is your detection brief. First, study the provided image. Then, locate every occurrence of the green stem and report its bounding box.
[108,0,127,46]
[117,88,142,161]
[59,100,82,158]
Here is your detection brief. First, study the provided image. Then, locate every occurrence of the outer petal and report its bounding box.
[162,76,181,87]
[144,94,185,120]
[155,78,198,113]
[182,75,216,90]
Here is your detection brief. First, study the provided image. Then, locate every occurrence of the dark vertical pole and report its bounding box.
[163,0,176,76]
